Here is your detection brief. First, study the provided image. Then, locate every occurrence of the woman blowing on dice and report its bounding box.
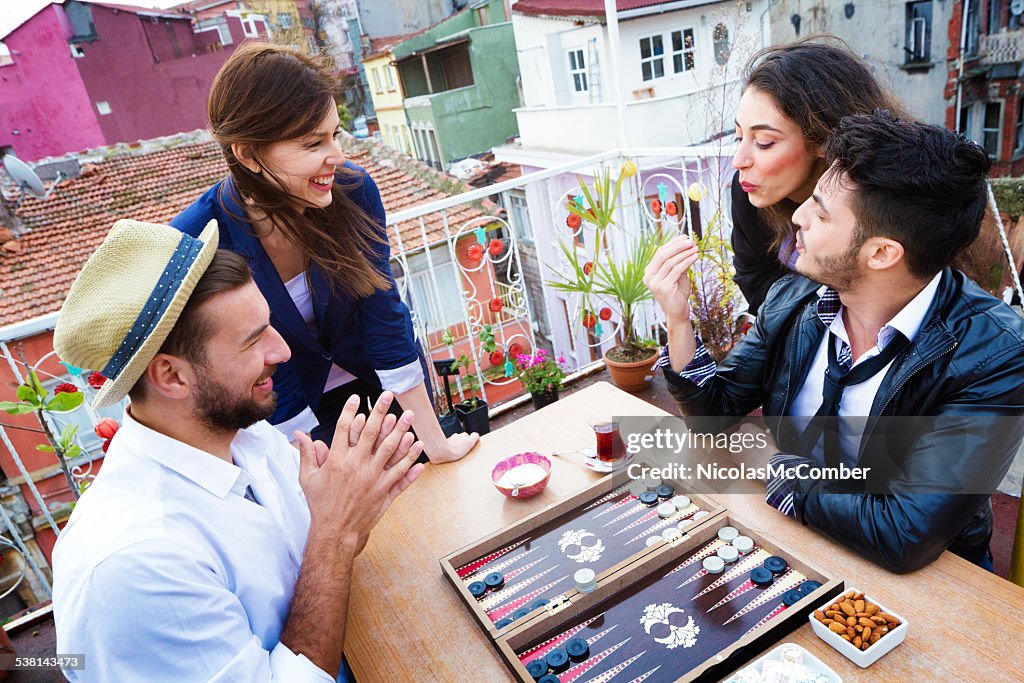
[172,42,478,462]
[730,36,907,314]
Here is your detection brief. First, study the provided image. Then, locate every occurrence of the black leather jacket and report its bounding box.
[665,269,1024,573]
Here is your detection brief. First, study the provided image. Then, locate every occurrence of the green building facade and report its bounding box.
[393,0,520,170]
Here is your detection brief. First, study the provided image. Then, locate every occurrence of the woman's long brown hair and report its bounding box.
[208,42,389,298]
[742,35,910,254]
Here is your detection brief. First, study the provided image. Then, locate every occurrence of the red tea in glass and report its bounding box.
[591,419,625,463]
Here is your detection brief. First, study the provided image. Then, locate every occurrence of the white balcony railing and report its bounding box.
[980,29,1024,65]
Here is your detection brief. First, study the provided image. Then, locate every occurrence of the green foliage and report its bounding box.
[1,370,83,414]
[337,102,354,132]
[547,164,666,353]
[37,424,83,461]
[688,211,743,361]
[992,177,1023,220]
[512,349,566,395]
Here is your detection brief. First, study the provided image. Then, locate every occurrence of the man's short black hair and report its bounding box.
[821,110,992,278]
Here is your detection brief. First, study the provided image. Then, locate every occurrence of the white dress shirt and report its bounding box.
[790,272,942,465]
[53,410,343,682]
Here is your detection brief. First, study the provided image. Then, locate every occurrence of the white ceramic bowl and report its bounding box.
[725,642,842,683]
[808,588,907,668]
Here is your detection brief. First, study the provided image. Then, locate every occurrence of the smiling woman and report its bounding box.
[169,43,479,464]
[729,36,908,315]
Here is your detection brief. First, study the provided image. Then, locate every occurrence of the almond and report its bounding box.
[828,621,846,634]
[854,599,865,613]
[840,601,857,617]
[813,610,826,623]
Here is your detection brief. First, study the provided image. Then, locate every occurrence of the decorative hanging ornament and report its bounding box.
[657,182,669,206]
[594,322,604,336]
[666,201,678,217]
[567,213,582,229]
[489,297,504,313]
[504,360,515,377]
[60,361,83,377]
[467,243,484,263]
[474,228,487,246]
[583,261,593,275]
[687,182,705,202]
[582,312,597,329]
[488,239,504,257]
[650,199,662,218]
[599,307,612,321]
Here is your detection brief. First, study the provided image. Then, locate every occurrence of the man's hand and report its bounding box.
[293,392,424,549]
[643,235,699,323]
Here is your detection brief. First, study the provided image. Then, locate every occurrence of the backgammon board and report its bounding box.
[441,466,723,638]
[442,473,842,682]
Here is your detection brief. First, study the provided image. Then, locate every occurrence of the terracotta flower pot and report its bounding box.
[604,350,659,392]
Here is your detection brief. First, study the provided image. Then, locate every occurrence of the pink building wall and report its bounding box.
[0,6,106,161]
[0,2,264,162]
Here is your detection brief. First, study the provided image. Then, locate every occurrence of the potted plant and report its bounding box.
[430,358,463,437]
[548,162,667,392]
[512,348,566,409]
[450,355,490,435]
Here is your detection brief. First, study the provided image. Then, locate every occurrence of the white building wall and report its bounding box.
[509,0,769,154]
[768,0,952,126]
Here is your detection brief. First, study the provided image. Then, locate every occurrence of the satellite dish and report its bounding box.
[1,154,63,206]
[1011,0,1023,16]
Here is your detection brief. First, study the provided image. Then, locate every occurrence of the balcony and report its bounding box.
[980,29,1024,65]
[514,84,740,153]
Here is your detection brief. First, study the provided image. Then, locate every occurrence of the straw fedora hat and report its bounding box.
[54,219,219,408]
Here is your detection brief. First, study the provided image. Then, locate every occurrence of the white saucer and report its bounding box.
[582,448,636,473]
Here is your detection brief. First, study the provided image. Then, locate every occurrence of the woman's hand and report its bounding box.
[643,236,699,324]
[429,432,480,464]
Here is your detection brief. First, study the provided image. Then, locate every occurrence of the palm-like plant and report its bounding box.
[548,163,665,359]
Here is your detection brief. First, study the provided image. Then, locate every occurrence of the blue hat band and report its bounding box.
[102,233,204,381]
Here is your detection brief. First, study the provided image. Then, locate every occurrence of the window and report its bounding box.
[965,0,980,56]
[713,24,730,65]
[1016,97,1024,153]
[905,0,932,62]
[671,29,695,73]
[277,12,294,29]
[69,43,85,58]
[567,49,588,92]
[983,101,1002,158]
[385,66,395,90]
[392,247,464,332]
[507,191,534,242]
[987,0,1003,33]
[639,35,664,82]
[96,101,111,115]
[475,4,490,25]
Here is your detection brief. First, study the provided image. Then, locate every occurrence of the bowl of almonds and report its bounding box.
[809,589,906,667]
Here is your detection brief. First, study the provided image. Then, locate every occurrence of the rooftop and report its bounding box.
[512,0,681,18]
[0,137,499,327]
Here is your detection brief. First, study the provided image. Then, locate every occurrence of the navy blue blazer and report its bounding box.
[170,162,422,426]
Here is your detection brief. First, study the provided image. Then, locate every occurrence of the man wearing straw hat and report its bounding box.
[50,219,424,681]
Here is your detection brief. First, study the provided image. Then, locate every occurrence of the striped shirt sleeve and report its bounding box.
[655,334,717,388]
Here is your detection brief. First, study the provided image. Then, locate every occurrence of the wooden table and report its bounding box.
[346,382,1024,682]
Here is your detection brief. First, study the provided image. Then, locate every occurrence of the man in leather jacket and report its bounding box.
[644,112,1024,573]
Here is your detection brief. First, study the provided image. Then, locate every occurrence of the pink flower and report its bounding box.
[557,355,565,364]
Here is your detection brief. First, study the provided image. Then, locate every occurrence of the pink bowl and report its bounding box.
[491,452,552,499]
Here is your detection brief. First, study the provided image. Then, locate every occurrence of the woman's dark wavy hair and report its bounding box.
[742,35,910,251]
[208,42,388,298]
[822,111,991,277]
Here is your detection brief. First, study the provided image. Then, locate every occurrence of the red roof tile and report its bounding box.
[512,0,678,18]
[0,140,497,328]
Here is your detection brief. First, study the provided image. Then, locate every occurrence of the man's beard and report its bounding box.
[193,373,276,433]
[796,237,863,292]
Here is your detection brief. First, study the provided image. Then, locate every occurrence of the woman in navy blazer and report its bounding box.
[171,42,478,463]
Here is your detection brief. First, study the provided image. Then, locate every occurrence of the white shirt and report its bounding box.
[791,272,942,465]
[277,272,422,438]
[53,410,342,682]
